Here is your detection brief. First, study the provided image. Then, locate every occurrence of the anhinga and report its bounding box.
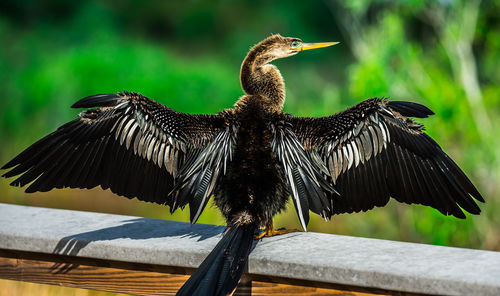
[2,35,483,295]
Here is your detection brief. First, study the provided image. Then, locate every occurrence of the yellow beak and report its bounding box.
[299,42,339,51]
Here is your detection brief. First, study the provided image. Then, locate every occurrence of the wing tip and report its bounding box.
[1,162,14,171]
[453,210,467,219]
[471,190,485,203]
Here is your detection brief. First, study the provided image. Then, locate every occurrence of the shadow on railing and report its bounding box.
[51,218,224,273]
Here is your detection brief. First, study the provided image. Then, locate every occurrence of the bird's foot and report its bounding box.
[254,227,300,239]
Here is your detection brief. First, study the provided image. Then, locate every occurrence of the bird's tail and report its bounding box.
[177,223,257,296]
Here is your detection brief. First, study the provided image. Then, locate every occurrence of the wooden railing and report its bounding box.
[0,203,499,296]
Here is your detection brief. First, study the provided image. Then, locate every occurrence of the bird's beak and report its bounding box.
[299,42,339,51]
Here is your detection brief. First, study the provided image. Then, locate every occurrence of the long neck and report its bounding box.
[239,46,285,112]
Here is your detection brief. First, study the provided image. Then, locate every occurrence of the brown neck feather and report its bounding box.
[239,43,285,112]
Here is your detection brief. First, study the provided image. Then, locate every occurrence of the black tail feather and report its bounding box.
[177,223,257,296]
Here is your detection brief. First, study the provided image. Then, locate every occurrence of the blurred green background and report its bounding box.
[1,0,499,258]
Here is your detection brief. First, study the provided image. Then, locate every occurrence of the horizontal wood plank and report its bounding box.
[0,249,410,296]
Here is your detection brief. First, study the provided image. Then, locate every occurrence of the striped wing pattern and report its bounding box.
[173,125,237,223]
[271,121,337,230]
[288,98,483,221]
[1,91,227,215]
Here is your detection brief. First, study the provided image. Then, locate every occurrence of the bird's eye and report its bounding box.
[291,41,302,48]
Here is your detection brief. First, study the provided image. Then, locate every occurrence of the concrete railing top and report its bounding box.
[0,203,499,295]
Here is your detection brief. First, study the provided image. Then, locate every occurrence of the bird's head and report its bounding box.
[239,34,339,108]
[253,34,338,62]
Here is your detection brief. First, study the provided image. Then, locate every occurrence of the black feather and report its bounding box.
[177,223,256,296]
[71,94,121,108]
[30,144,74,192]
[371,151,389,207]
[387,101,434,118]
[189,169,213,223]
[435,159,481,214]
[408,153,434,208]
[441,153,484,202]
[291,166,310,225]
[2,132,64,173]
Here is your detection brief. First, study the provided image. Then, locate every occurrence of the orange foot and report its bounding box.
[255,222,300,239]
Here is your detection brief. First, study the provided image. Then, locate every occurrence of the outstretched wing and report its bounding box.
[1,91,230,221]
[289,98,484,219]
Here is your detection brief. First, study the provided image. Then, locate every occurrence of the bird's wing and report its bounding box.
[2,91,233,223]
[173,123,237,223]
[270,121,338,230]
[288,98,484,219]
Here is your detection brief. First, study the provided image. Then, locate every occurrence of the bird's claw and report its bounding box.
[254,227,300,239]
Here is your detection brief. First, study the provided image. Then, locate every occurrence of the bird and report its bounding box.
[1,34,484,295]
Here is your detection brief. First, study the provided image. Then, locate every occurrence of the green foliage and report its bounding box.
[0,0,498,251]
